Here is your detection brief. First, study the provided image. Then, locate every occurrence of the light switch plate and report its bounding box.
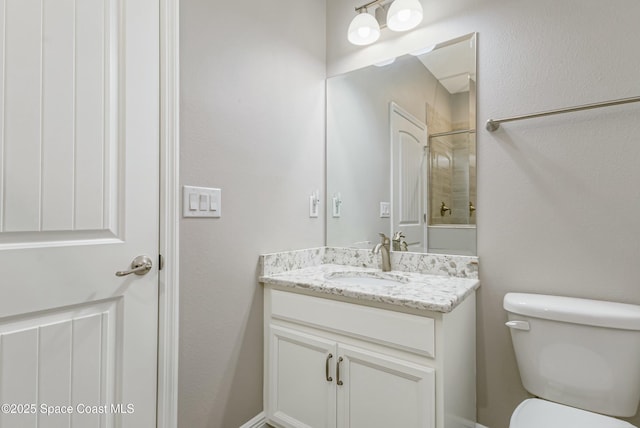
[379,202,390,218]
[183,185,221,218]
[309,190,320,218]
[332,197,342,218]
[309,195,319,218]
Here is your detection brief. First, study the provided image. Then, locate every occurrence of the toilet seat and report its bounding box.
[510,399,637,428]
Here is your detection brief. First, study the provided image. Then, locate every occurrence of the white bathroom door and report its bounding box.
[390,103,428,251]
[0,0,159,426]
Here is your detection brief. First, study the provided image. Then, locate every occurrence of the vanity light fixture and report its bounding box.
[387,0,423,32]
[348,0,423,46]
[347,10,381,45]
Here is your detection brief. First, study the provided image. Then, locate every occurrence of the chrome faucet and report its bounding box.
[373,233,392,272]
[392,231,407,252]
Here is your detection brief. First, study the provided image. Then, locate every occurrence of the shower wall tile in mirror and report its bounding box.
[427,81,476,226]
[326,33,477,256]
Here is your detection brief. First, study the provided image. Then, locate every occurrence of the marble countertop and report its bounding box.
[260,263,479,313]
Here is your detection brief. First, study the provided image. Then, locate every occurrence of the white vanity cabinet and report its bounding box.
[269,325,435,428]
[263,286,476,428]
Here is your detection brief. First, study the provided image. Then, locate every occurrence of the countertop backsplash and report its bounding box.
[260,247,478,279]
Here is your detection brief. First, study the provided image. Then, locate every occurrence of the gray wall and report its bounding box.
[326,55,437,248]
[328,1,640,427]
[179,0,640,426]
[179,0,326,426]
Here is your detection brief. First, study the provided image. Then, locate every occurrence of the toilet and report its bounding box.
[504,292,640,428]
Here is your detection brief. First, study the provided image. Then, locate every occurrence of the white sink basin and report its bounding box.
[325,271,409,287]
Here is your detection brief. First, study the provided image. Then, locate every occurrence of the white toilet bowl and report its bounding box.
[509,399,637,428]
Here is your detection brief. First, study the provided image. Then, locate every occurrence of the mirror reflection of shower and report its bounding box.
[426,65,476,226]
[429,130,476,225]
[325,32,477,256]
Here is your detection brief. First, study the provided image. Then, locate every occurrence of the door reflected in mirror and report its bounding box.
[326,33,477,256]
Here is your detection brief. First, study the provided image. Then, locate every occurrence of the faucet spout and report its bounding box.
[372,233,392,272]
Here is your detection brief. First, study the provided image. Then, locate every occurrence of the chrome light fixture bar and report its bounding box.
[348,0,423,46]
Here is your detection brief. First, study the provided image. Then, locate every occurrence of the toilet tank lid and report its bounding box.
[504,293,640,331]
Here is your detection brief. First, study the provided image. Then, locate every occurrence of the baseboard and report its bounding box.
[239,412,268,428]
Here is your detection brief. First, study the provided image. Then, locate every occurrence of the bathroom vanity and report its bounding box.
[259,247,479,428]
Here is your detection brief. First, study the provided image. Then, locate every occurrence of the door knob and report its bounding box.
[115,255,153,277]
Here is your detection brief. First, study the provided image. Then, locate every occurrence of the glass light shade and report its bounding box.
[347,12,380,46]
[387,0,423,32]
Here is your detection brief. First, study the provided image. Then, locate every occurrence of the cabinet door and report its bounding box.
[336,344,435,428]
[268,325,338,428]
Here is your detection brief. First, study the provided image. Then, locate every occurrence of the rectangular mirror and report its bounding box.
[326,33,477,255]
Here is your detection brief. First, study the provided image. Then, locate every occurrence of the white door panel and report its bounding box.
[336,344,435,428]
[1,0,119,235]
[0,0,159,425]
[0,302,118,427]
[268,325,337,428]
[391,103,428,251]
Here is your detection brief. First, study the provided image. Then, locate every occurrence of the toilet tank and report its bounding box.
[504,293,640,417]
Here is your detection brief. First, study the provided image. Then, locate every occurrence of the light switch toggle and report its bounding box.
[189,194,198,211]
[199,194,209,211]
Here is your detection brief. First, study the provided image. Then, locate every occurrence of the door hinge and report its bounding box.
[159,254,165,271]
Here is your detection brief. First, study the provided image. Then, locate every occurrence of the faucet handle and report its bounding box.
[440,201,451,216]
